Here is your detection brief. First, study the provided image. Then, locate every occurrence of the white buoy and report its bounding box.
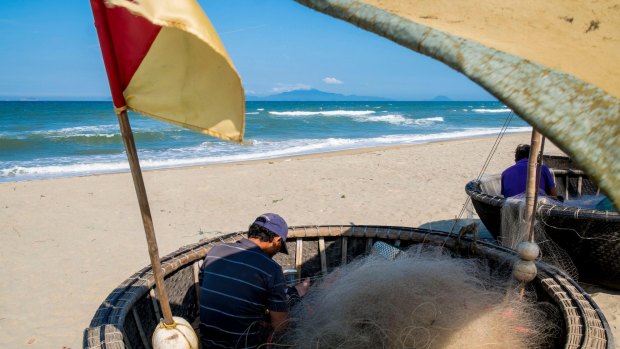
[513,260,537,282]
[152,316,198,349]
[516,241,540,261]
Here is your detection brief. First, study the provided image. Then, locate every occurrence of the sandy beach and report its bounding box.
[0,132,617,348]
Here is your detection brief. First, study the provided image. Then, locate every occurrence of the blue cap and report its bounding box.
[253,213,289,254]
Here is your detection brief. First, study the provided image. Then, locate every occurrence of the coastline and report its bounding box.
[1,132,617,348]
[1,131,532,184]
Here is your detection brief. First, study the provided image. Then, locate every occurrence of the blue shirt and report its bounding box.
[199,238,288,349]
[501,159,555,197]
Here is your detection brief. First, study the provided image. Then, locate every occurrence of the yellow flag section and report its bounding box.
[108,0,245,142]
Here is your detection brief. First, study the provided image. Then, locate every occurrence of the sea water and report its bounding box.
[0,101,530,182]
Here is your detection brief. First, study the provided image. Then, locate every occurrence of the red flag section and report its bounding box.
[91,0,161,109]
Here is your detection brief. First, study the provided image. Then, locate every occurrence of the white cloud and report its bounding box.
[271,83,312,93]
[323,77,343,85]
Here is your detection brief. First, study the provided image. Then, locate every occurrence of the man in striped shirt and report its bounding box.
[199,213,308,348]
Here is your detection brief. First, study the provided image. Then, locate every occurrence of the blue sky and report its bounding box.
[0,0,495,101]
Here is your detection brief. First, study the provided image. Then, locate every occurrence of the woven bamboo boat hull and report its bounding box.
[465,158,620,289]
[83,225,614,349]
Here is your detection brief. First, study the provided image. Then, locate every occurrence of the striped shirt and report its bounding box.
[199,238,288,349]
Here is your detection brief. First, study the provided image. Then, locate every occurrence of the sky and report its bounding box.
[0,0,496,101]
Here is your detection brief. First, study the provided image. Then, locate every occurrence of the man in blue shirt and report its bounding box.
[501,144,558,198]
[199,213,309,349]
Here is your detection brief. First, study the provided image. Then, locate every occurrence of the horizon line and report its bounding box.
[0,98,499,102]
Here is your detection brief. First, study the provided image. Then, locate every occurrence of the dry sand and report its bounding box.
[0,133,617,348]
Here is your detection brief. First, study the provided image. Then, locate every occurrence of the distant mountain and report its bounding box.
[246,89,390,102]
[430,95,452,101]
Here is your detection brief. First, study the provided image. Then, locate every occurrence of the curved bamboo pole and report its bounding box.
[294,0,620,211]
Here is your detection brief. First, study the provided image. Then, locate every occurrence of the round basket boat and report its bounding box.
[465,159,620,289]
[83,225,614,349]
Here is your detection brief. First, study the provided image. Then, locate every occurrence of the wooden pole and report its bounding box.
[523,130,542,242]
[117,109,174,326]
[90,0,175,326]
[530,136,547,238]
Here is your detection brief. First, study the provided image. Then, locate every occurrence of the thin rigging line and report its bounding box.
[449,111,515,234]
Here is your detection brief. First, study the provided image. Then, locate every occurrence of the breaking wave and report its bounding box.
[354,115,444,126]
[0,126,531,182]
[472,108,511,113]
[269,110,376,117]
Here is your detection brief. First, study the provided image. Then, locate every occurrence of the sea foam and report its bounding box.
[0,101,530,182]
[354,114,444,126]
[0,126,531,182]
[269,110,376,117]
[472,108,511,113]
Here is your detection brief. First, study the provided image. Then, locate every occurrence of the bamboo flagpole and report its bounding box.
[116,110,175,326]
[90,0,174,326]
[90,0,244,346]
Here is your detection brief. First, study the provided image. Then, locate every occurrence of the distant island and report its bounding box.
[246,89,391,102]
[430,95,452,101]
[245,89,465,102]
[0,92,493,102]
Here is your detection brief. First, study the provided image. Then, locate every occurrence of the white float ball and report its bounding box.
[516,241,540,261]
[513,260,537,282]
[152,316,198,349]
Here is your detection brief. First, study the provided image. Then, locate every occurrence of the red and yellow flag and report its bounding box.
[91,0,245,142]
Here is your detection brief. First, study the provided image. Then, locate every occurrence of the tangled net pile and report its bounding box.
[500,195,579,279]
[278,247,557,349]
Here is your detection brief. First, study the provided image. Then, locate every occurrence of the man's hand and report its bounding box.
[294,279,311,297]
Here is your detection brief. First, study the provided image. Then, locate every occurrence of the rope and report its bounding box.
[449,111,515,234]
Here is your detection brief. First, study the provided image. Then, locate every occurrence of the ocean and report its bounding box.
[0,101,530,182]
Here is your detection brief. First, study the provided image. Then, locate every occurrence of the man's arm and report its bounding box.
[269,311,288,332]
[548,186,559,197]
[542,166,559,198]
[267,267,290,332]
[269,280,310,334]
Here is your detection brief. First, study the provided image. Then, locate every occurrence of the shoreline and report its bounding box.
[1,131,532,184]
